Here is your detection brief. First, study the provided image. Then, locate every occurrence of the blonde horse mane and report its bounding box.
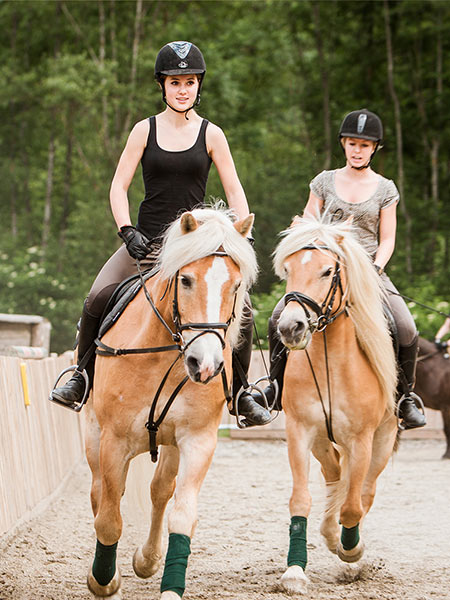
[273,215,397,411]
[154,204,259,349]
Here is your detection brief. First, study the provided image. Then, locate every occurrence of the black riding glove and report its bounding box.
[118,226,152,260]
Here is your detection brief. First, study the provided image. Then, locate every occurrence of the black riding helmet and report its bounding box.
[339,109,383,169]
[155,41,206,116]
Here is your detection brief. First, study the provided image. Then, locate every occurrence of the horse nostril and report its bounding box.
[186,355,200,374]
[294,321,305,336]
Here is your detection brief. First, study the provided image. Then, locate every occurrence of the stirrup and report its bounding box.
[49,365,90,412]
[234,378,279,429]
[396,392,426,431]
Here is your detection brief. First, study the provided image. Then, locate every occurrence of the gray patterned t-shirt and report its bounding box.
[309,170,399,258]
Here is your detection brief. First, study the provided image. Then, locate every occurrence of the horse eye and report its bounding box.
[322,268,333,278]
[180,275,192,288]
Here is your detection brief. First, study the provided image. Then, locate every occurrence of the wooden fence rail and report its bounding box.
[0,355,84,538]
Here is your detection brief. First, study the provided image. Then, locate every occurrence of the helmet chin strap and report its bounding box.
[162,93,201,121]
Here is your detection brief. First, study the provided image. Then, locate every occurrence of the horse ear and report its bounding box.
[290,215,302,227]
[180,212,198,234]
[234,213,254,237]
[336,216,353,244]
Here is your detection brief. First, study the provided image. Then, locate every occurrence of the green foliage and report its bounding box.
[1,0,449,352]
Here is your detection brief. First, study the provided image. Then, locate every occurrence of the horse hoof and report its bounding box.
[87,567,121,597]
[161,592,182,600]
[336,539,365,563]
[132,546,161,578]
[280,565,309,595]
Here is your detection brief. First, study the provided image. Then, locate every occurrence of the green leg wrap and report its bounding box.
[287,516,307,570]
[160,533,191,597]
[92,540,118,586]
[341,523,360,551]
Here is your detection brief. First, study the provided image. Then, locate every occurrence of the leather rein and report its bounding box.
[282,244,349,444]
[96,254,236,462]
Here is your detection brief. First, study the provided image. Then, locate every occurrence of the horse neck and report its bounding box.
[130,275,175,347]
[310,312,358,359]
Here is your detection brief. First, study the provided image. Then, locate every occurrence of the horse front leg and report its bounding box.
[133,445,180,579]
[337,433,373,563]
[160,432,217,600]
[311,439,342,554]
[87,431,131,598]
[280,420,312,595]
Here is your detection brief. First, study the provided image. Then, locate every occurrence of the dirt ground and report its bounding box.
[1,437,449,600]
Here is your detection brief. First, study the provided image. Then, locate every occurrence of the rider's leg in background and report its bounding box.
[230,295,272,425]
[382,273,426,429]
[240,296,287,412]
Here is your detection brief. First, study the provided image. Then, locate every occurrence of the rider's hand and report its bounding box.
[118,226,152,260]
[434,338,448,351]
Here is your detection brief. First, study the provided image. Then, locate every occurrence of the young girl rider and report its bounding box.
[50,41,271,426]
[243,109,426,430]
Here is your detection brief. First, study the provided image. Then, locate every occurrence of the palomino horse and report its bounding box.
[272,216,398,594]
[84,207,257,599]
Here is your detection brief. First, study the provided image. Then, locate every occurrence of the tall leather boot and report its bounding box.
[230,304,271,426]
[239,315,287,412]
[397,335,426,429]
[49,302,100,411]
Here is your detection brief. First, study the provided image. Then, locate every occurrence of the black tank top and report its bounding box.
[137,116,212,241]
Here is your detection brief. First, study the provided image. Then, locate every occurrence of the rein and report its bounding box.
[283,244,349,444]
[97,255,236,463]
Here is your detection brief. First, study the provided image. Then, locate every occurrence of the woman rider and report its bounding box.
[50,41,271,426]
[243,109,426,430]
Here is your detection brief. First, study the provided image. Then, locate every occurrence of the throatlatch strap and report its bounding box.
[160,533,191,597]
[287,516,308,570]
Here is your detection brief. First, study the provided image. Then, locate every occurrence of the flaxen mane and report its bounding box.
[155,205,258,349]
[273,215,397,410]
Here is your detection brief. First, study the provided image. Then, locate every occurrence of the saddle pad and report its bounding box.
[98,270,156,340]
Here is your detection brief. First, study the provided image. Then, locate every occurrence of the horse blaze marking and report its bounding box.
[205,257,230,322]
[301,251,312,264]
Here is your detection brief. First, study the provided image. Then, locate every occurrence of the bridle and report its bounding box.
[283,245,348,333]
[96,252,237,462]
[281,244,349,444]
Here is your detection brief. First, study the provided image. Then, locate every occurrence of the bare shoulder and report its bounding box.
[129,118,150,142]
[206,121,227,142]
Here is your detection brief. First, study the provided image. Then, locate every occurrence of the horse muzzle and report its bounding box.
[277,320,312,350]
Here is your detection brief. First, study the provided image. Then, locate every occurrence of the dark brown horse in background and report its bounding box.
[416,337,450,459]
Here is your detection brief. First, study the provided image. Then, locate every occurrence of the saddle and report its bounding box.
[97,269,157,340]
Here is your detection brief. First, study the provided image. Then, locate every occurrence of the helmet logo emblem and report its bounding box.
[178,61,188,69]
[169,41,192,59]
[357,114,367,133]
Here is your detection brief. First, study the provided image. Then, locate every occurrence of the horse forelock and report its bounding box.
[155,207,258,350]
[274,216,397,411]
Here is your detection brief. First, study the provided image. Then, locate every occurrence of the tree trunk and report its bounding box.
[58,120,73,264]
[383,0,412,276]
[121,0,143,140]
[41,134,55,255]
[311,1,331,170]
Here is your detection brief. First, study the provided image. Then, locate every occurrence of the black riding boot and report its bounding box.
[230,305,271,426]
[248,316,287,411]
[49,303,100,411]
[397,335,426,429]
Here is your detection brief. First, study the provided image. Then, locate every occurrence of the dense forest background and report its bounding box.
[1,0,449,352]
